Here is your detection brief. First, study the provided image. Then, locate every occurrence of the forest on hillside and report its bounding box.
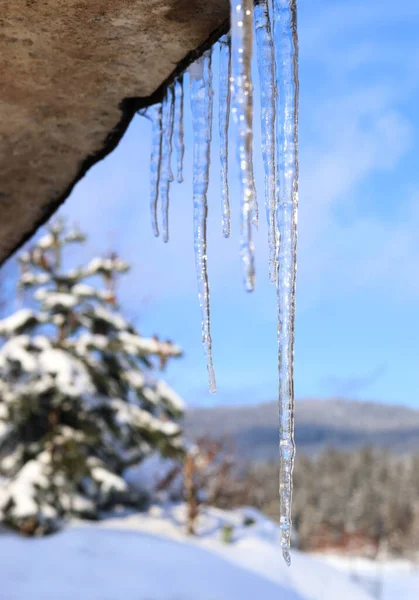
[199,443,419,559]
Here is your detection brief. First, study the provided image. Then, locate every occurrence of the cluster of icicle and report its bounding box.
[140,0,299,565]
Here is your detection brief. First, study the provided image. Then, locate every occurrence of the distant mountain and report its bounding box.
[183,398,419,459]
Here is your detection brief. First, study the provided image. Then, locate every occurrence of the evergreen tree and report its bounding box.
[0,221,184,535]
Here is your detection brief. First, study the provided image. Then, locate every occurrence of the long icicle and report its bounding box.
[219,35,232,238]
[230,0,256,292]
[160,87,175,243]
[174,76,185,183]
[254,0,277,283]
[273,0,299,566]
[144,104,163,237]
[189,52,217,394]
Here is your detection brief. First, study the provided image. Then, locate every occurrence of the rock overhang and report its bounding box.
[0,0,229,264]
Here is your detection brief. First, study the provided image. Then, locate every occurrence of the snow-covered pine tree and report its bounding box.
[0,221,184,535]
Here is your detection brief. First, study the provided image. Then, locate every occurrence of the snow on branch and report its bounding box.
[155,380,185,414]
[84,257,129,277]
[0,310,40,337]
[35,290,78,311]
[71,284,114,303]
[109,399,181,438]
[117,332,182,359]
[19,272,51,287]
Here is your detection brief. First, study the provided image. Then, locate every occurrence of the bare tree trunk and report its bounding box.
[184,452,198,536]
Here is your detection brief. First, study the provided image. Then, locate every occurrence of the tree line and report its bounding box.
[201,443,419,558]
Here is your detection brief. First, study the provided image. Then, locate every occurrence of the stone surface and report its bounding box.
[0,0,228,264]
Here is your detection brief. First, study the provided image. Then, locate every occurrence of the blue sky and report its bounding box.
[21,0,419,408]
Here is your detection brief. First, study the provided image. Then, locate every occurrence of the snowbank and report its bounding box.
[0,504,374,600]
[1,528,302,600]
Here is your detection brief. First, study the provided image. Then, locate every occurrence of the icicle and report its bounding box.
[159,87,175,243]
[141,105,162,238]
[218,35,232,239]
[273,0,299,566]
[230,0,256,292]
[254,0,277,284]
[249,149,259,229]
[141,0,300,565]
[189,52,217,394]
[174,76,185,184]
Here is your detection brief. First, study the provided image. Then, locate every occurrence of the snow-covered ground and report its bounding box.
[0,503,411,600]
[317,553,419,600]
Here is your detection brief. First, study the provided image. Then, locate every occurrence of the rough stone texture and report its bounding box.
[0,0,229,264]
